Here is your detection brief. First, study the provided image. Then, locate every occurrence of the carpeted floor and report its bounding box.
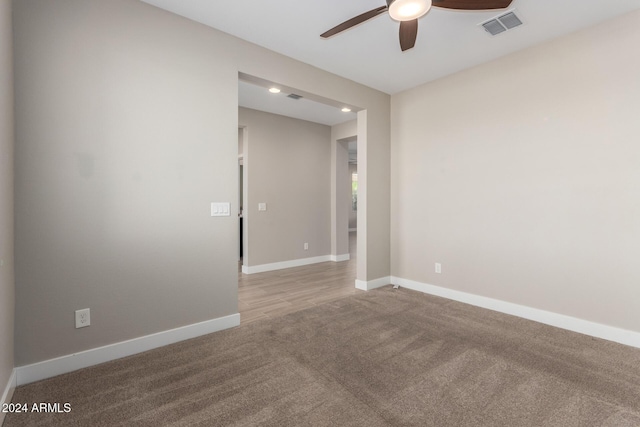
[6,286,640,426]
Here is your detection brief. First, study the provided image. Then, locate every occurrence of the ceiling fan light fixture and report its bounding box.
[388,0,431,22]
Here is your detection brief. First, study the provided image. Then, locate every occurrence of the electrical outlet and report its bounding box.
[435,263,442,274]
[75,308,90,328]
[304,243,309,250]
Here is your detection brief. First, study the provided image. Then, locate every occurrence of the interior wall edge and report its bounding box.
[0,368,17,425]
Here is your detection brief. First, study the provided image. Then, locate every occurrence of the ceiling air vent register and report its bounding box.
[287,93,303,100]
[482,11,523,36]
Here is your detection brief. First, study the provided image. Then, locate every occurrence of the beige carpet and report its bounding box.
[6,286,640,426]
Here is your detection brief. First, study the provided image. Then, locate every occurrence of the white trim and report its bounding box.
[0,369,17,426]
[16,313,240,386]
[355,276,391,291]
[391,276,640,350]
[330,254,350,262]
[242,255,332,274]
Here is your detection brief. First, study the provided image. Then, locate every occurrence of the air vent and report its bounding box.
[287,93,303,100]
[481,10,523,36]
[483,20,506,36]
[500,12,523,29]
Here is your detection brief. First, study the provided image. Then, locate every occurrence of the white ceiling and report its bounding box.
[238,80,356,126]
[141,0,640,95]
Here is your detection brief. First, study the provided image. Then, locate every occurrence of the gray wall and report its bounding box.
[0,0,15,397]
[391,10,640,333]
[239,107,331,266]
[13,0,390,366]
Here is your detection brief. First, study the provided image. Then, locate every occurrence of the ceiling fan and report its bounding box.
[321,0,513,51]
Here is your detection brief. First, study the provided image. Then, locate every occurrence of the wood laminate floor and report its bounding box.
[239,231,359,324]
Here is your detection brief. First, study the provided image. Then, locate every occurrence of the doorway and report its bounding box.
[238,75,357,274]
[237,75,361,322]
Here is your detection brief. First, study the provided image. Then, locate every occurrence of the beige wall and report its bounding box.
[359,109,391,282]
[391,11,640,332]
[239,107,331,266]
[0,0,15,398]
[13,0,390,366]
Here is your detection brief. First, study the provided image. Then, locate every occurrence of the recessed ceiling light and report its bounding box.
[268,87,281,94]
[341,107,351,113]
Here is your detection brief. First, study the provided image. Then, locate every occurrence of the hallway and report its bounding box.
[238,232,358,323]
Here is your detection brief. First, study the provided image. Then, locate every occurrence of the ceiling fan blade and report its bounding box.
[399,19,418,51]
[321,6,388,38]
[432,0,513,10]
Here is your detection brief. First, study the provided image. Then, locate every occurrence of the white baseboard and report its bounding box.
[16,313,240,386]
[355,276,391,291]
[242,255,333,274]
[330,254,350,262]
[0,369,17,425]
[391,276,640,350]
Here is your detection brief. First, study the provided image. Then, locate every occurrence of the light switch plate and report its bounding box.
[258,203,267,211]
[211,202,231,217]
